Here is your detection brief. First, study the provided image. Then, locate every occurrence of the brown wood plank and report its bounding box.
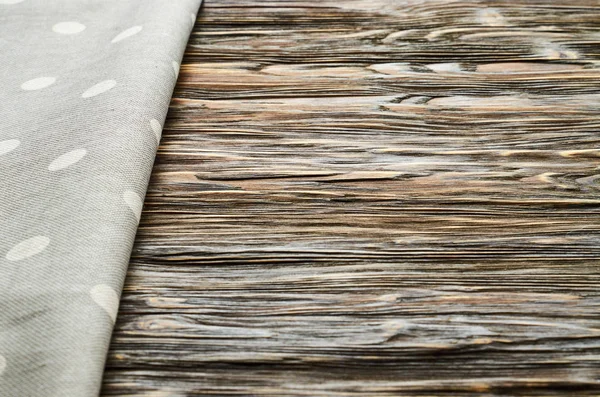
[102,1,600,395]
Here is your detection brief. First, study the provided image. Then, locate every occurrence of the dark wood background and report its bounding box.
[102,1,600,395]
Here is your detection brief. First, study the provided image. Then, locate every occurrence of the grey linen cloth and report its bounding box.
[0,1,202,395]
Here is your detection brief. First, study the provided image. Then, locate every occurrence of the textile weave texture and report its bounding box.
[0,1,202,395]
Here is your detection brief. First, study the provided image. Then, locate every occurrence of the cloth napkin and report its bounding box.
[0,1,202,395]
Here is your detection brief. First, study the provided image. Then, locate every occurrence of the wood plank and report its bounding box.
[102,1,600,395]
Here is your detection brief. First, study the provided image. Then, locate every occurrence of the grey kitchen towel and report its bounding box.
[0,0,202,395]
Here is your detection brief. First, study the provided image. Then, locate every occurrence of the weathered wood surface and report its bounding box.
[102,1,600,395]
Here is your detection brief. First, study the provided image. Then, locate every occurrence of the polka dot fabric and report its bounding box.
[0,1,202,395]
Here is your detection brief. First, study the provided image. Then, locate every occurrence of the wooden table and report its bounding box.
[102,1,600,395]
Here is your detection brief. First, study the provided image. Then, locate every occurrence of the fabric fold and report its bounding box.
[0,1,202,395]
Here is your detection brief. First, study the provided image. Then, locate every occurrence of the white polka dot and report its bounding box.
[52,21,86,34]
[149,119,162,142]
[48,148,87,171]
[123,190,143,222]
[0,139,20,156]
[0,0,25,4]
[81,80,116,98]
[172,61,180,77]
[0,355,5,376]
[90,284,119,323]
[6,236,50,261]
[21,77,56,91]
[111,25,142,43]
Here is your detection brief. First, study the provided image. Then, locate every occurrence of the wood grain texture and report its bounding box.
[102,1,600,395]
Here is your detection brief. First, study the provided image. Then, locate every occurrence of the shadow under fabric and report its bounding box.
[0,1,202,395]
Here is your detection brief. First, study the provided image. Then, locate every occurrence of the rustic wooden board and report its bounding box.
[102,1,600,395]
